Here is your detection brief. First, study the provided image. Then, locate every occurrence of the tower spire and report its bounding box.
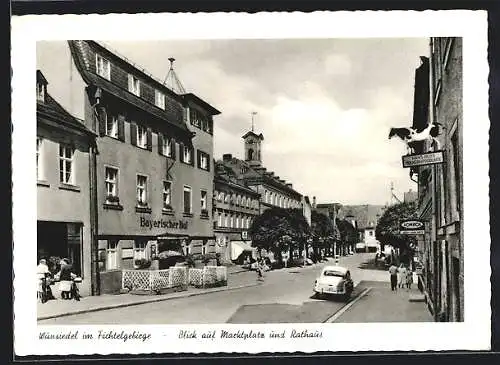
[251,111,257,132]
[163,57,186,94]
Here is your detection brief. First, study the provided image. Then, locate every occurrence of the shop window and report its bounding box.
[106,240,118,270]
[67,223,82,277]
[59,144,74,185]
[134,241,147,261]
[183,240,191,256]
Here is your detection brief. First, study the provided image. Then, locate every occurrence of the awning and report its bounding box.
[230,241,256,261]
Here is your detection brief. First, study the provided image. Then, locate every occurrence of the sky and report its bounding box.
[39,38,429,205]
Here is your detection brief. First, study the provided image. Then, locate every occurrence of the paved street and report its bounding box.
[39,253,394,325]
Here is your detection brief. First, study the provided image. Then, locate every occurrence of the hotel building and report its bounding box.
[37,41,220,293]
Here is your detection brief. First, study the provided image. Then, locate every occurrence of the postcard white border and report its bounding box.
[12,10,490,355]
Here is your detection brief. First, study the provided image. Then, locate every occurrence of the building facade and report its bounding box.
[36,70,97,297]
[414,37,463,322]
[337,204,385,251]
[37,41,220,294]
[219,129,302,214]
[404,189,418,204]
[212,162,261,262]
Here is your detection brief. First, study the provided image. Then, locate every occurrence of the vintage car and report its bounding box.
[313,265,354,301]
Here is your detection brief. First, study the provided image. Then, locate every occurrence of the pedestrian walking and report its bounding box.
[256,258,265,282]
[398,264,408,289]
[388,264,398,291]
[407,267,414,289]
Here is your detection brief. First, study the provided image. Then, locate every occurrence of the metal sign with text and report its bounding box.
[402,150,444,168]
[400,219,425,235]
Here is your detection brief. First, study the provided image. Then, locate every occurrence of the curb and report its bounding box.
[323,287,372,323]
[37,282,261,321]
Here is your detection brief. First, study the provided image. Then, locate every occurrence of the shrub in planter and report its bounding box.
[185,254,196,268]
[134,258,152,269]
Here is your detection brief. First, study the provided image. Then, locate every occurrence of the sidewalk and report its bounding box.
[37,269,259,321]
[333,280,433,322]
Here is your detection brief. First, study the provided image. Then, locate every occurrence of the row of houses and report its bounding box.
[409,37,463,322]
[36,40,312,297]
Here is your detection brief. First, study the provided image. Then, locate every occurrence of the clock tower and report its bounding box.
[242,130,264,166]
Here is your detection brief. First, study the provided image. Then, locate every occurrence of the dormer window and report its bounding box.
[96,54,111,80]
[36,83,45,102]
[128,74,141,96]
[155,90,165,109]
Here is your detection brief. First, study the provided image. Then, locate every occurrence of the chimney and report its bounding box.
[312,196,316,208]
[286,183,293,189]
[222,154,232,162]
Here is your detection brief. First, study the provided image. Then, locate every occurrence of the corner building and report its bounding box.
[38,41,220,293]
[36,71,97,296]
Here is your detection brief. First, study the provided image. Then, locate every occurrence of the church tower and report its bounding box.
[242,112,264,166]
[242,130,264,166]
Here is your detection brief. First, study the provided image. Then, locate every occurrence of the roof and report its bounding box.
[182,93,221,116]
[37,93,95,137]
[242,131,264,140]
[218,156,301,198]
[67,41,193,142]
[214,172,260,197]
[337,204,386,229]
[36,70,48,85]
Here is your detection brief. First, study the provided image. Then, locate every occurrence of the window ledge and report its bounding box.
[162,209,175,216]
[183,213,193,218]
[59,183,81,192]
[37,180,50,187]
[200,214,210,220]
[136,206,152,214]
[103,203,124,211]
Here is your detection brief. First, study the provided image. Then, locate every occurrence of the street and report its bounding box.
[37,252,427,325]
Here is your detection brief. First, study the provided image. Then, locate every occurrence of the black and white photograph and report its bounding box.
[12,11,490,355]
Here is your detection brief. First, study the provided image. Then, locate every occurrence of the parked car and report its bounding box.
[313,265,354,301]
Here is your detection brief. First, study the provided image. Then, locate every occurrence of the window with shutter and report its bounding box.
[146,128,152,151]
[118,116,125,142]
[130,123,137,146]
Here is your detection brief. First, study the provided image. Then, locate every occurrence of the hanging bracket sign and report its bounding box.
[402,150,444,168]
[400,219,425,235]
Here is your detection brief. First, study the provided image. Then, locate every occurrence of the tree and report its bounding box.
[311,211,335,258]
[336,218,358,254]
[249,207,310,261]
[375,201,418,264]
